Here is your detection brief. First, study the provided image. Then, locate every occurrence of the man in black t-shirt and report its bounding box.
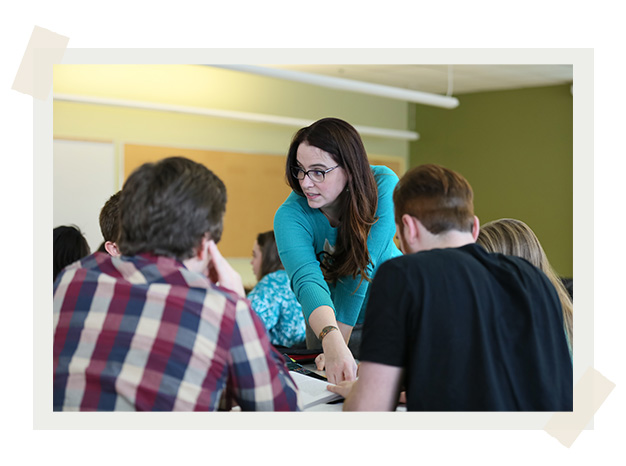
[330,164,572,411]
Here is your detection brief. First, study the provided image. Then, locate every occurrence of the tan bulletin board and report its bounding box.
[124,144,406,257]
[124,144,292,257]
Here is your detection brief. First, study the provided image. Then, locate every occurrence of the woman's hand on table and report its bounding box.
[315,353,325,371]
[326,380,355,399]
[321,330,357,384]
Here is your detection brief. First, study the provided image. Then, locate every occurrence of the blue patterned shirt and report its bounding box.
[247,270,306,347]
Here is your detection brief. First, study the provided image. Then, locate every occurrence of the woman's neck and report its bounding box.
[320,206,341,227]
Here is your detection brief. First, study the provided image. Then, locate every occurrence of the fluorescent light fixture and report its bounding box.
[209,64,460,109]
[53,93,419,141]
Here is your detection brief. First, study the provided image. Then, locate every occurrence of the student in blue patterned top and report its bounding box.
[274,117,402,384]
[247,230,306,348]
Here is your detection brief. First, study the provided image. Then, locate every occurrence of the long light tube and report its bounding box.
[53,93,419,141]
[209,64,460,109]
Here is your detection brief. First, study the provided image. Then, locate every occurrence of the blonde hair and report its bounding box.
[477,218,573,350]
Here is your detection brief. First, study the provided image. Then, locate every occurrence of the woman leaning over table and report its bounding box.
[273,117,401,384]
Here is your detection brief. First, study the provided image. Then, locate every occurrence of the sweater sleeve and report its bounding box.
[274,194,335,323]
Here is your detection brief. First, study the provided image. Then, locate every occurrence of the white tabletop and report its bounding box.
[296,363,406,412]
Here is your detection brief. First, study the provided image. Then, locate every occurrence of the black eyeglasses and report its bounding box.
[291,165,340,183]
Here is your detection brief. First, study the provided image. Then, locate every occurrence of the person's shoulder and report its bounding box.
[185,272,242,304]
[278,191,304,207]
[79,251,107,268]
[502,253,551,281]
[54,252,97,289]
[371,165,400,193]
[275,192,308,217]
[371,164,396,176]
[466,243,534,270]
[268,269,289,281]
[256,270,288,288]
[383,246,474,272]
[376,252,416,275]
[427,243,487,260]
[143,257,243,309]
[425,244,500,268]
[464,244,552,286]
[58,251,110,278]
[186,280,255,328]
[408,246,461,261]
[371,165,399,180]
[255,271,277,288]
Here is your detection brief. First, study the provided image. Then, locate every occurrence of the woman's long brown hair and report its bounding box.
[285,118,378,287]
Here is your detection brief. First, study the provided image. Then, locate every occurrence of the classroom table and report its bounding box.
[296,363,407,412]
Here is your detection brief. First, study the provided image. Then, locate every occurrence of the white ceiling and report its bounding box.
[269,64,573,96]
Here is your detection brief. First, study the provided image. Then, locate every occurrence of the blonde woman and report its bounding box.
[476,218,573,360]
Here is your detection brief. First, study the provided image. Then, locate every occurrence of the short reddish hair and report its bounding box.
[393,164,475,234]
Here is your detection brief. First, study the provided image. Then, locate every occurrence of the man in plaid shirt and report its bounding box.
[53,157,300,411]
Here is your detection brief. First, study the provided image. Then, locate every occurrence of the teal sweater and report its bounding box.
[273,165,402,327]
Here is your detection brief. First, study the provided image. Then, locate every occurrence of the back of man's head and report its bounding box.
[393,164,475,234]
[99,191,121,243]
[118,156,227,260]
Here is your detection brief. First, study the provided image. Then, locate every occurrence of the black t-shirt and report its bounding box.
[360,244,573,411]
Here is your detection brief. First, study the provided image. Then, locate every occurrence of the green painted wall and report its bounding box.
[409,84,573,276]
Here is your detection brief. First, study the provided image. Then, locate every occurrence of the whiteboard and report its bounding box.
[53,139,118,253]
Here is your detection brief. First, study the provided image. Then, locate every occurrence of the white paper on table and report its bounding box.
[289,371,343,409]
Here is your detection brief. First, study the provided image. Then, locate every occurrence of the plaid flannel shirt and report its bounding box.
[53,252,300,411]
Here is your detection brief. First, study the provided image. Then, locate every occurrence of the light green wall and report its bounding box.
[409,84,573,276]
[53,64,409,162]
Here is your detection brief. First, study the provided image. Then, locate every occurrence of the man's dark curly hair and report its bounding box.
[118,156,227,260]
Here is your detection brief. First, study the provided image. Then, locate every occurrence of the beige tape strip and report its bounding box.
[544,367,615,447]
[12,25,69,100]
